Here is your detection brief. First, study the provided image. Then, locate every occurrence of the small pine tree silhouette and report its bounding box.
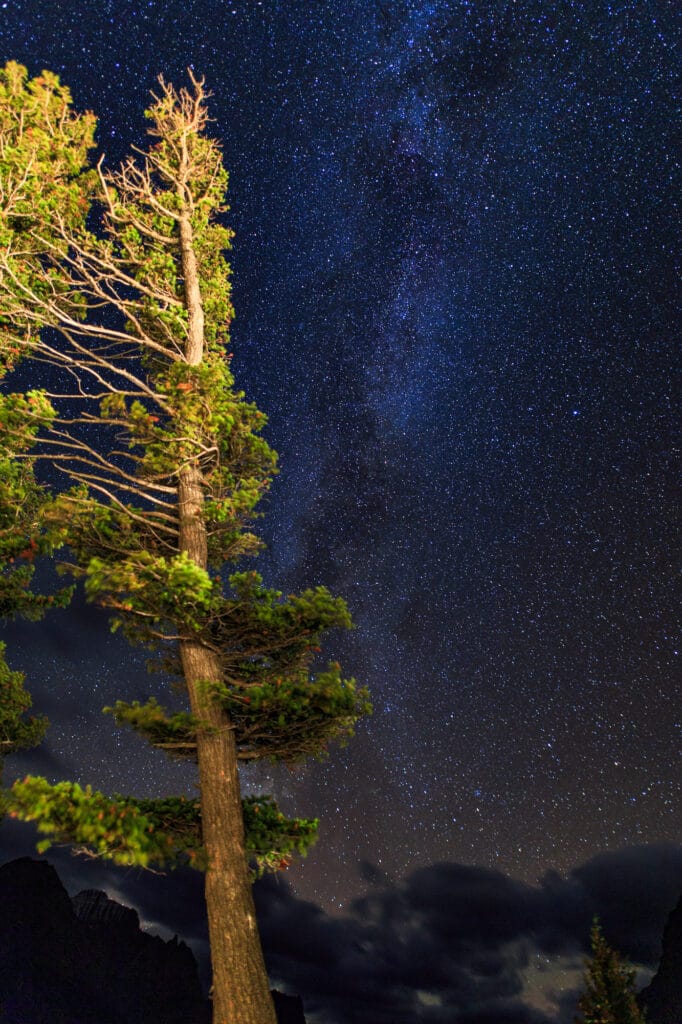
[575,918,647,1024]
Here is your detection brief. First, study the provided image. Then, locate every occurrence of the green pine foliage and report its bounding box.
[106,570,371,764]
[0,62,97,353]
[9,777,317,877]
[0,63,370,879]
[575,920,647,1024]
[0,88,75,782]
[0,645,46,777]
[0,391,73,620]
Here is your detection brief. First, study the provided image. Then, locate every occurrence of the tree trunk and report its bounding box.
[176,203,277,1023]
[178,467,277,1024]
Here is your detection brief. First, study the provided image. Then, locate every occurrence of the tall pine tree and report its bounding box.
[0,426,49,779]
[0,244,71,782]
[0,63,370,1024]
[576,919,647,1024]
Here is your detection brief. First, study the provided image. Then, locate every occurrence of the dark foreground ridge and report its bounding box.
[639,894,682,1024]
[0,857,305,1024]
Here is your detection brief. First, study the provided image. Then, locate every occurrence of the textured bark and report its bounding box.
[177,198,277,1024]
[178,210,205,363]
[178,469,276,1024]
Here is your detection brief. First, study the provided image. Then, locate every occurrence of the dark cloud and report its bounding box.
[251,844,682,1023]
[253,866,542,1022]
[0,836,679,1021]
[568,846,682,965]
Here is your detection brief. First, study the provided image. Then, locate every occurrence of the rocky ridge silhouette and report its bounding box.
[0,857,305,1024]
[638,894,682,1024]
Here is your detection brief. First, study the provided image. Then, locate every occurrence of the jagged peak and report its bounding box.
[72,887,140,930]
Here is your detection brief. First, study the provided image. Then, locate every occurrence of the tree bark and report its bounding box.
[177,196,277,1023]
[178,467,277,1024]
[178,210,205,363]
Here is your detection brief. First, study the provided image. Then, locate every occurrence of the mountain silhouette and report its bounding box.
[639,894,682,1024]
[0,857,305,1024]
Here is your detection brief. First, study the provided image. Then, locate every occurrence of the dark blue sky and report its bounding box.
[0,2,678,1020]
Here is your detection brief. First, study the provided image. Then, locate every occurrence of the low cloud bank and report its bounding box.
[2,822,680,1023]
[253,844,682,1023]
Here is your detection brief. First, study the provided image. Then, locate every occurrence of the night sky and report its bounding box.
[0,2,679,1022]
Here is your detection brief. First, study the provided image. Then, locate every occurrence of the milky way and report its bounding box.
[0,0,677,933]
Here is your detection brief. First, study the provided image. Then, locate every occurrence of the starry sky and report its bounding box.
[0,2,679,1021]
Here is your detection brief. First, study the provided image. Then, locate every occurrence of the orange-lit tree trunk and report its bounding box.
[177,187,276,1024]
[177,511,275,1024]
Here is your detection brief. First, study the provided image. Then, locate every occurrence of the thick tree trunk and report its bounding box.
[176,203,277,1024]
[178,467,277,1024]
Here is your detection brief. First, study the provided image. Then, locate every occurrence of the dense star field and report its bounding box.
[0,2,678,1022]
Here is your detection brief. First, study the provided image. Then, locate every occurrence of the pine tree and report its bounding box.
[0,422,50,787]
[0,220,72,782]
[575,919,647,1024]
[0,63,370,1024]
[0,647,46,782]
[0,413,49,780]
